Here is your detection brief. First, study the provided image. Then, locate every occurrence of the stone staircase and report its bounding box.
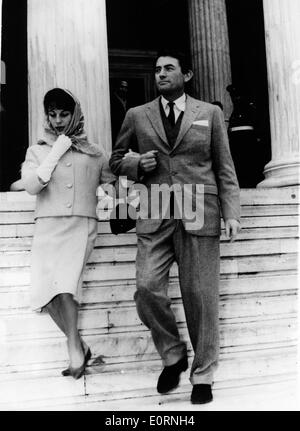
[0,188,298,410]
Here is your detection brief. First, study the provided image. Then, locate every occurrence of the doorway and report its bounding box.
[106,0,190,145]
[0,0,28,191]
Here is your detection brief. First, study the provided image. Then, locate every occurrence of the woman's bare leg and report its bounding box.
[57,293,84,368]
[45,294,85,368]
[44,297,66,335]
[46,297,88,350]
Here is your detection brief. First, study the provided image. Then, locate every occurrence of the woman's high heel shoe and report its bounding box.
[69,362,86,380]
[62,347,91,377]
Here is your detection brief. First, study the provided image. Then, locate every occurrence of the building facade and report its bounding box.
[0,0,299,409]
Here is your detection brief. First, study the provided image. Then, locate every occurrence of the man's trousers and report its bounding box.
[135,218,220,385]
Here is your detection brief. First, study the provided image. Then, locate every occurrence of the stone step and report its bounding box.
[0,274,297,311]
[238,188,299,205]
[0,345,297,410]
[0,213,299,233]
[1,338,295,377]
[241,204,299,216]
[0,237,297,268]
[38,377,298,411]
[0,317,297,371]
[0,253,297,288]
[0,292,297,340]
[0,188,298,209]
[0,226,299,252]
[0,215,298,239]
[0,202,299,222]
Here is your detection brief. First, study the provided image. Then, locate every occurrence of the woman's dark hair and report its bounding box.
[44,88,75,114]
[154,49,192,75]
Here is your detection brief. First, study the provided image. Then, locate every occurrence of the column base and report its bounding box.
[257,156,300,188]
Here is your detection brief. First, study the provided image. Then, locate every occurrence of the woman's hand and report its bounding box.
[122,149,140,160]
[36,135,73,184]
[53,134,72,155]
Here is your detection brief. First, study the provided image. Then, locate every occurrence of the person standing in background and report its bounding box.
[226,84,262,187]
[110,80,129,147]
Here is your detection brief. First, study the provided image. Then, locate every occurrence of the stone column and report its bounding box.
[188,0,232,120]
[257,0,300,187]
[27,0,112,155]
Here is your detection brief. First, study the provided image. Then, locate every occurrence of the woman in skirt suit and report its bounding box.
[21,88,115,379]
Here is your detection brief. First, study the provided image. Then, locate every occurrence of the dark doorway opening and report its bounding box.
[226,0,271,187]
[106,0,190,54]
[0,0,28,191]
[106,0,190,145]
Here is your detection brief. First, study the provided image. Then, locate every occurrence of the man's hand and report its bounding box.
[138,150,158,173]
[225,219,241,242]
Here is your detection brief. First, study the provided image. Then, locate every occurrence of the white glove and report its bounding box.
[36,135,72,183]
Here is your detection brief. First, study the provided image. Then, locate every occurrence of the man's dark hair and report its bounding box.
[44,88,75,114]
[154,49,192,75]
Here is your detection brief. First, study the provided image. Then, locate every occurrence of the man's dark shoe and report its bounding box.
[157,356,188,394]
[191,384,213,404]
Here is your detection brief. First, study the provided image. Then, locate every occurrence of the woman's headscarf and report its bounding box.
[38,88,102,157]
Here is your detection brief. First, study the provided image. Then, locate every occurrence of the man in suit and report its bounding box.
[109,50,240,404]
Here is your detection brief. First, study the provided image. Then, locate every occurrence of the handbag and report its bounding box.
[109,201,136,235]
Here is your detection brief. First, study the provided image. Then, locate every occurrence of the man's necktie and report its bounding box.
[167,101,175,127]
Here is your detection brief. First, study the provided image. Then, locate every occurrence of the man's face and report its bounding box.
[155,56,188,98]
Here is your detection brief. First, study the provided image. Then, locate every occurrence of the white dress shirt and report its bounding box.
[161,94,186,123]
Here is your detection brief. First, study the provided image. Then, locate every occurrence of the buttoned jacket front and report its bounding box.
[109,95,240,236]
[22,143,115,219]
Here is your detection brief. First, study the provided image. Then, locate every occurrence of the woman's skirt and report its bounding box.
[30,216,98,311]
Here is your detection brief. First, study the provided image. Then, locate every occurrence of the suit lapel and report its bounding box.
[145,97,168,145]
[144,96,204,151]
[172,96,201,151]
